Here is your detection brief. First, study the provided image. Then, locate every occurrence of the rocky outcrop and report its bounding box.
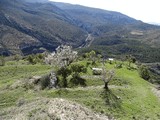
[0,98,112,120]
[49,72,57,88]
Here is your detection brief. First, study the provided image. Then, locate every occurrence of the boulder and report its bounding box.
[49,72,57,88]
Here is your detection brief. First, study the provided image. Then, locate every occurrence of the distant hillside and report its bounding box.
[0,0,87,55]
[54,2,160,62]
[0,0,160,62]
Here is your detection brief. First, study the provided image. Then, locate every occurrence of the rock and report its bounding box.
[49,72,57,88]
[0,98,112,120]
[92,68,102,75]
[30,76,42,84]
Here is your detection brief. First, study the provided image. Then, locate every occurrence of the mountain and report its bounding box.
[0,0,160,62]
[54,2,141,34]
[0,0,87,55]
[24,0,49,3]
[53,2,160,62]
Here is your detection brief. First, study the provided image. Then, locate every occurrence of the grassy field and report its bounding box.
[0,60,160,120]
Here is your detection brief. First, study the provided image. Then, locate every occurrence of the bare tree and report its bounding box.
[102,64,115,90]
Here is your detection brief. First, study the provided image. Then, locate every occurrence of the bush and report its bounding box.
[69,63,87,87]
[139,65,150,80]
[26,54,44,64]
[115,63,123,69]
[56,63,87,88]
[40,74,50,89]
[56,67,71,87]
[0,56,5,66]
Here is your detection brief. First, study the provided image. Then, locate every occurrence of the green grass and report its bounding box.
[42,61,160,120]
[0,59,160,120]
[0,64,52,88]
[0,62,52,109]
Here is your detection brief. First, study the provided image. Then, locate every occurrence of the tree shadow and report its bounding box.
[100,89,122,109]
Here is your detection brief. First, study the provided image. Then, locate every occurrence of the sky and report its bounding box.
[49,0,160,24]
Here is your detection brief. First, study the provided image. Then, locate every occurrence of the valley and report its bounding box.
[79,34,94,48]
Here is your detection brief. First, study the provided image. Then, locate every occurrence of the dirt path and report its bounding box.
[66,85,129,91]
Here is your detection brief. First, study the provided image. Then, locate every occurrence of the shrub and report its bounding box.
[26,55,35,64]
[69,63,87,87]
[40,74,50,89]
[139,65,150,80]
[56,67,71,87]
[26,54,44,64]
[115,63,123,69]
[0,56,5,66]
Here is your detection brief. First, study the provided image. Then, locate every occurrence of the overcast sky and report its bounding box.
[49,0,160,23]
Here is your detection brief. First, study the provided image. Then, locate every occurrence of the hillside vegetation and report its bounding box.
[0,0,160,62]
[0,53,160,120]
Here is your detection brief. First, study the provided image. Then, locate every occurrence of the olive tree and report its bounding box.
[101,61,115,90]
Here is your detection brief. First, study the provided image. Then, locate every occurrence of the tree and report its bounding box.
[139,65,150,80]
[102,64,115,90]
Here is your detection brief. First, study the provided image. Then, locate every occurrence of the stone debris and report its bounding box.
[0,98,112,120]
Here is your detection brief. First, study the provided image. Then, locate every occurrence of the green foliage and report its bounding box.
[57,67,71,87]
[0,56,5,66]
[26,54,45,64]
[56,62,87,88]
[79,39,160,63]
[115,63,123,69]
[27,55,35,64]
[70,63,87,73]
[126,55,136,68]
[69,63,87,87]
[139,65,150,80]
[13,54,21,61]
[40,74,50,90]
[0,54,160,120]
